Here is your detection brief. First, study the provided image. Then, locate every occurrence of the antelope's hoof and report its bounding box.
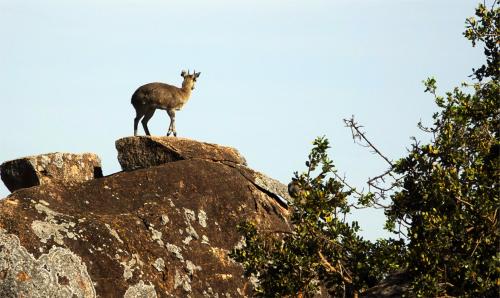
[173,132,177,137]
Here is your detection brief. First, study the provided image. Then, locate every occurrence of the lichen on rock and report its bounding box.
[123,280,157,298]
[149,227,164,246]
[174,269,192,293]
[105,223,124,244]
[0,229,95,298]
[166,243,184,261]
[120,254,144,280]
[31,220,69,245]
[153,258,165,272]
[198,210,208,228]
[160,214,169,225]
[185,260,201,277]
[31,201,79,245]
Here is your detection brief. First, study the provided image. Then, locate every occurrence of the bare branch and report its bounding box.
[367,168,394,185]
[334,172,363,197]
[344,116,394,167]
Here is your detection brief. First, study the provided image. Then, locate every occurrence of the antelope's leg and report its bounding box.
[134,110,144,136]
[167,109,176,137]
[141,109,156,136]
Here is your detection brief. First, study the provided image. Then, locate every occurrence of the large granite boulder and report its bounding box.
[0,138,290,297]
[0,153,102,193]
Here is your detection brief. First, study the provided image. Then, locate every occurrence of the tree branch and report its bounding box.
[318,250,353,284]
[344,116,394,167]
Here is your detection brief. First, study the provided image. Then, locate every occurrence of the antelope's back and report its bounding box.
[131,82,179,108]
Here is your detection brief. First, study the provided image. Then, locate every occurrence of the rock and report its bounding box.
[361,271,413,298]
[0,139,289,297]
[0,230,96,298]
[116,136,247,171]
[115,136,290,206]
[0,152,102,193]
[235,165,291,207]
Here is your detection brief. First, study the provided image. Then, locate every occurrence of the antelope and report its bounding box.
[131,70,201,137]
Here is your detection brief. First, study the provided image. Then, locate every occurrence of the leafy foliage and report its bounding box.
[231,2,499,297]
[386,2,500,296]
[230,137,406,297]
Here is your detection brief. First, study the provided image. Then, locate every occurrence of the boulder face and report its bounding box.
[0,137,289,297]
[116,136,247,171]
[0,153,102,193]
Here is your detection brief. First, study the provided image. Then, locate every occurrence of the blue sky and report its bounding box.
[0,0,483,240]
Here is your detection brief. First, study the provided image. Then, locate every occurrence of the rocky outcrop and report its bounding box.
[0,137,289,297]
[116,136,290,206]
[116,136,247,171]
[0,153,102,193]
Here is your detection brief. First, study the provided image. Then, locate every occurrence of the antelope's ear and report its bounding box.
[195,72,201,78]
[181,70,187,77]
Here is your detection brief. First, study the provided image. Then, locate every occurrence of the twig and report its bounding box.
[344,117,394,167]
[367,168,393,185]
[456,196,473,207]
[470,236,483,256]
[334,172,363,197]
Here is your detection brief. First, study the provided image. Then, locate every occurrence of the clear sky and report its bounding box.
[0,0,483,240]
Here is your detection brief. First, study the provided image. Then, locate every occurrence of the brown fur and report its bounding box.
[132,70,200,136]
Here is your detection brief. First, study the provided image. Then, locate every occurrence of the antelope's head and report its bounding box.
[181,70,201,90]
